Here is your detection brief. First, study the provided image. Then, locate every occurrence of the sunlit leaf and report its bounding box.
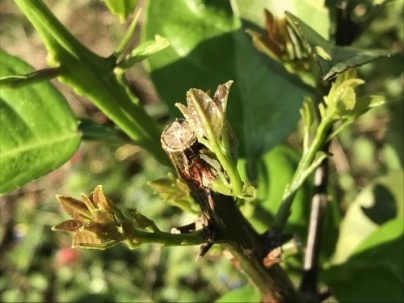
[73,230,118,249]
[177,87,224,142]
[56,195,91,221]
[0,50,81,195]
[52,220,84,232]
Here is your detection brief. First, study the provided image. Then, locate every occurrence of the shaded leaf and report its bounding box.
[0,50,81,195]
[323,218,404,303]
[142,0,310,162]
[332,170,403,263]
[285,12,391,81]
[148,173,199,213]
[78,119,127,143]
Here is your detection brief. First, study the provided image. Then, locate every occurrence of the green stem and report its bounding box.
[213,139,243,196]
[131,230,205,247]
[14,0,169,165]
[272,118,332,233]
[0,67,60,88]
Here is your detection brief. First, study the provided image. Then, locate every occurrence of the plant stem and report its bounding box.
[161,120,301,302]
[0,67,60,88]
[14,0,169,165]
[271,118,331,233]
[130,230,205,247]
[299,156,329,299]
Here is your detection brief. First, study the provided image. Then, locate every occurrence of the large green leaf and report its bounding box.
[323,218,404,302]
[332,170,403,263]
[142,0,310,163]
[0,50,81,194]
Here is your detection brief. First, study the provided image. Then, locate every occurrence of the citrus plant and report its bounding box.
[1,1,402,302]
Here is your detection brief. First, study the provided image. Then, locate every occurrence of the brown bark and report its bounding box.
[161,119,301,303]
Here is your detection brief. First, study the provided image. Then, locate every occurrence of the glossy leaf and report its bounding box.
[286,12,391,81]
[142,0,310,163]
[0,50,80,195]
[103,0,138,22]
[323,218,404,303]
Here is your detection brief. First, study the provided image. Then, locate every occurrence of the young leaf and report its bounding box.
[118,35,169,69]
[285,12,391,81]
[148,173,199,214]
[176,87,224,142]
[142,0,310,161]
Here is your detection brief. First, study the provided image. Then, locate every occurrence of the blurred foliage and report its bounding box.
[0,0,403,302]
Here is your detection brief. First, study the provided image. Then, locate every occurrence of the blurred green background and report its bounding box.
[0,0,402,302]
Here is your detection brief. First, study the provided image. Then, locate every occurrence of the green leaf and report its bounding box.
[148,173,199,214]
[286,12,391,81]
[14,0,168,165]
[78,119,128,143]
[215,285,260,303]
[142,0,310,163]
[118,35,169,69]
[176,85,225,142]
[332,170,404,263]
[323,218,404,303]
[0,50,80,195]
[103,0,138,22]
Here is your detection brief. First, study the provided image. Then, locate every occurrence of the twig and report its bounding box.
[161,119,301,302]
[299,153,330,301]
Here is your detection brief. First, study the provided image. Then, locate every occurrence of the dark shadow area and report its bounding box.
[361,184,397,225]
